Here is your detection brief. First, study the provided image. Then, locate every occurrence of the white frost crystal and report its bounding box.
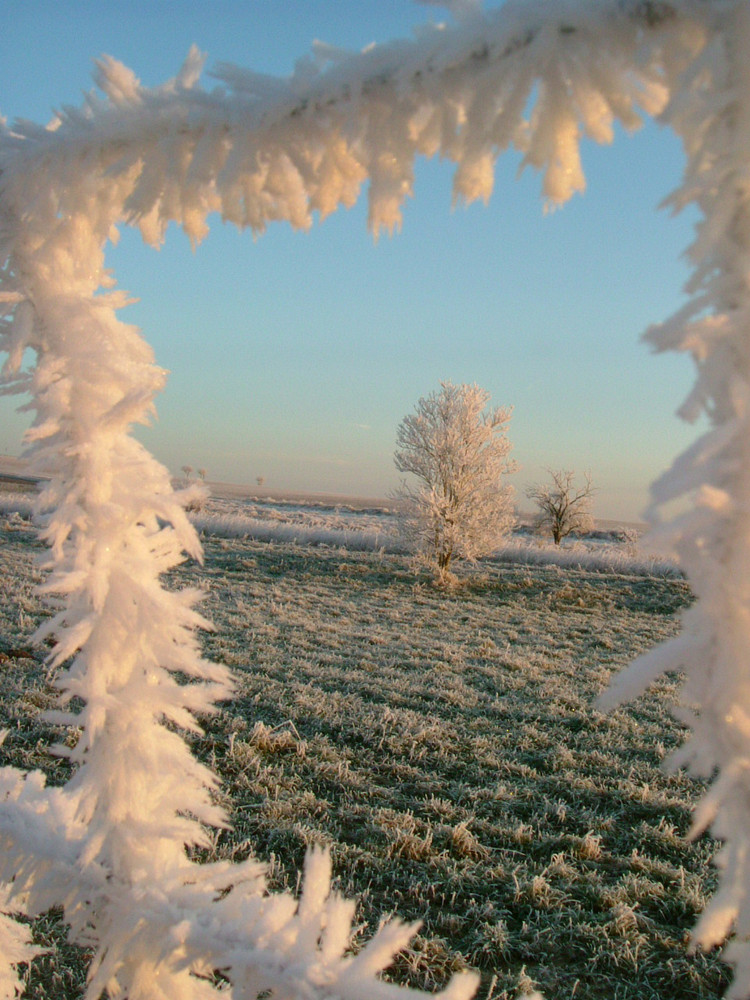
[1,1,749,997]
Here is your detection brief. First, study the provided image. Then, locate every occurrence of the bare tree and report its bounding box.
[197,467,207,481]
[394,381,515,583]
[526,469,595,545]
[181,464,193,480]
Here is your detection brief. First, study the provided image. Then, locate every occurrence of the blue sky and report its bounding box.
[1,1,704,520]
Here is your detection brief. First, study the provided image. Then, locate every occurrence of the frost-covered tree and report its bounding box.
[526,469,595,545]
[394,381,515,582]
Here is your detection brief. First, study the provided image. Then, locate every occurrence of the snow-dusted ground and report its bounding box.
[189,487,402,553]
[0,458,708,998]
[0,457,677,579]
[0,504,722,999]
[0,478,677,578]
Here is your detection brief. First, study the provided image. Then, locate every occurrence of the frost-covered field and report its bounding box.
[171,486,677,578]
[0,472,677,578]
[0,499,726,1000]
[190,491,402,553]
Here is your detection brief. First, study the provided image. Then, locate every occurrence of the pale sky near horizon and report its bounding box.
[1,0,707,521]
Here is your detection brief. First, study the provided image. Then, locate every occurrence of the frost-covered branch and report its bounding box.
[0,766,478,1000]
[0,0,702,250]
[0,0,747,996]
[598,5,750,993]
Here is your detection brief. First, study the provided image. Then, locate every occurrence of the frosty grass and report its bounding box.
[0,499,726,1000]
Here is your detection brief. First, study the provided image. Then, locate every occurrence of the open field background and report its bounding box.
[0,485,727,1000]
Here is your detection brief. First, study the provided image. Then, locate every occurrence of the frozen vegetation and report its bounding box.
[190,498,679,578]
[0,484,680,577]
[0,507,726,1000]
[3,0,750,995]
[394,382,516,583]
